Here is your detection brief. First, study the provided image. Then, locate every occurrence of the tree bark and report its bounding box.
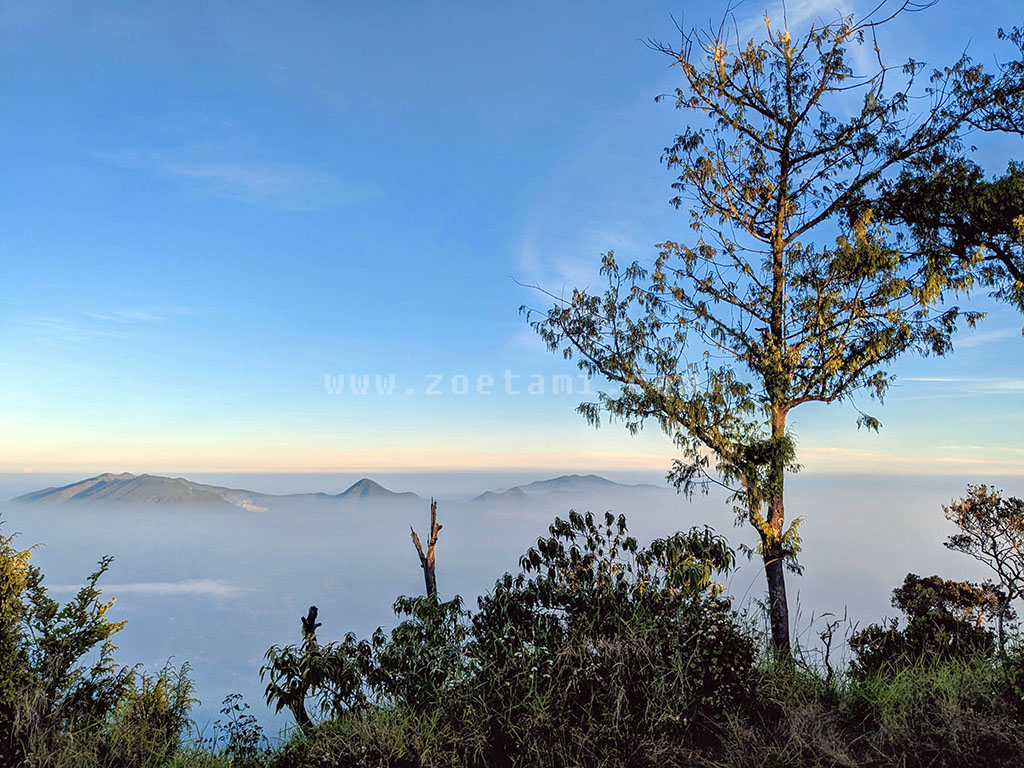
[290,605,320,731]
[765,407,791,653]
[997,597,1008,657]
[411,500,442,599]
[291,701,312,731]
[763,545,791,654]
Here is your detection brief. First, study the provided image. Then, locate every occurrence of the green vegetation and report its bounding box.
[524,3,1024,654]
[3,494,1024,767]
[2,4,1022,767]
[0,525,194,768]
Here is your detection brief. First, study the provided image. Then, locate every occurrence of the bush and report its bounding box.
[714,652,1024,768]
[100,663,197,767]
[849,573,1002,677]
[848,654,1024,767]
[0,520,196,768]
[467,512,753,765]
[265,511,755,767]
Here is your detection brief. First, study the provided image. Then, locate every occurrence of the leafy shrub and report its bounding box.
[263,628,374,725]
[204,693,269,767]
[264,511,754,767]
[997,641,1024,718]
[1,524,130,766]
[0,521,196,768]
[714,652,1024,768]
[370,595,470,713]
[468,511,753,763]
[99,663,197,767]
[849,573,1003,677]
[847,654,1024,767]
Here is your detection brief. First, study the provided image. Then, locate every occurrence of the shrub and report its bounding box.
[849,573,1002,677]
[467,512,753,764]
[0,520,196,768]
[847,654,1024,767]
[265,511,754,767]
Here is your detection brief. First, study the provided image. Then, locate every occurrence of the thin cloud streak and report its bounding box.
[26,317,129,341]
[800,445,1024,474]
[94,148,380,210]
[24,307,192,343]
[48,579,246,598]
[953,327,1022,348]
[739,0,853,37]
[901,376,1024,394]
[83,309,168,323]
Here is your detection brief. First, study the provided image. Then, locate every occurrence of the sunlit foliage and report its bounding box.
[525,3,1024,651]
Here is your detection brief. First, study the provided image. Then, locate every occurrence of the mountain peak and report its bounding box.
[471,473,662,504]
[338,478,417,500]
[10,472,235,507]
[9,472,424,509]
[518,474,620,492]
[472,486,530,503]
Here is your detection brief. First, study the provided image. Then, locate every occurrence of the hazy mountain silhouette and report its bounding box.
[338,478,418,500]
[10,472,666,512]
[519,474,635,493]
[10,473,420,510]
[471,486,530,503]
[471,474,662,504]
[13,473,238,508]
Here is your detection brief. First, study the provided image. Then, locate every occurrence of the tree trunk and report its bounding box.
[411,500,442,599]
[291,701,312,731]
[291,606,320,732]
[763,544,790,654]
[765,407,791,654]
[997,598,1008,657]
[765,189,791,654]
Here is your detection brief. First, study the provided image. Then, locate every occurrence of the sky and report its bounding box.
[1,0,1022,477]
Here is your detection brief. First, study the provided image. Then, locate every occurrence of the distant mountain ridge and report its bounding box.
[10,473,419,510]
[472,486,530,503]
[10,472,664,510]
[14,473,238,508]
[471,473,662,503]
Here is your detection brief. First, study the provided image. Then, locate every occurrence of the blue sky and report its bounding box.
[1,0,1022,475]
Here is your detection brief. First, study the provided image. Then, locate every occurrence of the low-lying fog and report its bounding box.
[0,471,1014,739]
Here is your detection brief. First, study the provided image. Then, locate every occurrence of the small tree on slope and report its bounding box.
[945,485,1024,655]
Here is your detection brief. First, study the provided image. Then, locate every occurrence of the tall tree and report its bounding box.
[526,3,1023,651]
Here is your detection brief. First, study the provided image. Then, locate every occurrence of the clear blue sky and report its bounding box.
[1,0,1021,475]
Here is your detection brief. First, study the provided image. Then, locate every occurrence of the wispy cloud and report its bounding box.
[800,445,916,467]
[732,0,886,83]
[736,0,853,38]
[82,307,192,324]
[48,579,246,598]
[902,377,1024,394]
[26,317,129,341]
[25,306,192,343]
[95,148,380,210]
[953,327,1022,348]
[938,444,1024,455]
[515,218,650,294]
[503,325,551,357]
[800,444,1024,474]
